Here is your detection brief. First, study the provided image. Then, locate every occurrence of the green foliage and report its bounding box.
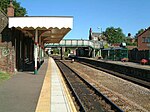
[0,0,27,16]
[125,37,137,46]
[104,43,109,48]
[135,29,145,38]
[0,71,10,83]
[103,27,125,44]
[53,48,59,54]
[64,48,71,56]
[126,41,137,46]
[0,0,9,14]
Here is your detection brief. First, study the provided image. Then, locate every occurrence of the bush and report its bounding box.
[0,71,10,83]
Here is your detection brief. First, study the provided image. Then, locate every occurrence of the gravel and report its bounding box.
[63,61,150,112]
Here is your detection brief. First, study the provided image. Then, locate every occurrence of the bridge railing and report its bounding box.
[45,39,103,49]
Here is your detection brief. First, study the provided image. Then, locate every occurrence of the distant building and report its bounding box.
[137,27,150,50]
[125,35,136,44]
[89,28,106,41]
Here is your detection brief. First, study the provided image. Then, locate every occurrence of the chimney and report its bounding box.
[89,28,92,40]
[7,0,14,17]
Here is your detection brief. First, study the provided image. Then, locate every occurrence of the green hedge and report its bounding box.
[0,71,10,83]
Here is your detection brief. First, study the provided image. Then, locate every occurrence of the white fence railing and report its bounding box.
[45,39,103,49]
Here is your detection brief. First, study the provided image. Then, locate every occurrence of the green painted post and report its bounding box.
[34,29,38,74]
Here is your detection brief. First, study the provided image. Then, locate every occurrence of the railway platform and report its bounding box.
[0,58,76,112]
[76,57,150,87]
[99,59,150,70]
[78,57,150,70]
[36,57,76,112]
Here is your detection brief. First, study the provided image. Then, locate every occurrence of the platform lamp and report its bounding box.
[97,27,103,58]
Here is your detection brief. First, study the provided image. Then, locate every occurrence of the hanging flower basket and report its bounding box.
[140,59,148,65]
[121,58,129,62]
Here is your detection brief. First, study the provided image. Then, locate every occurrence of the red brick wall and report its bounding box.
[0,42,15,74]
[138,29,150,50]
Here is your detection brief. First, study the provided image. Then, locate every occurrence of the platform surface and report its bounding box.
[0,58,76,112]
[36,57,76,112]
[80,57,150,70]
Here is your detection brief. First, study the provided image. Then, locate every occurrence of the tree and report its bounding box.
[0,0,27,16]
[103,27,125,44]
[0,0,8,14]
[135,29,145,38]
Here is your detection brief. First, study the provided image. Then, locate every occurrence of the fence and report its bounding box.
[128,48,150,64]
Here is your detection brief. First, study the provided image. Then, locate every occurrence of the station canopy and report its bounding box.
[9,16,73,43]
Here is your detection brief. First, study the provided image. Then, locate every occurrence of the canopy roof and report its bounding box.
[9,16,73,43]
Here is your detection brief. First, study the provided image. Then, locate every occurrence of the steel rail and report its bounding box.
[56,60,86,112]
[56,60,124,112]
[77,60,150,89]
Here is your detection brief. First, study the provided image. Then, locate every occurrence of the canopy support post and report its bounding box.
[34,29,38,74]
[39,37,42,66]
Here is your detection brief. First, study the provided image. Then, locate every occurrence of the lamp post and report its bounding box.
[97,27,102,34]
[97,27,103,41]
[97,27,103,58]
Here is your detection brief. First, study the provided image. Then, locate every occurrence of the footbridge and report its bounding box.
[45,39,104,49]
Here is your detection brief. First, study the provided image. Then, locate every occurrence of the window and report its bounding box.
[147,37,150,43]
[145,37,148,42]
[142,37,145,42]
[142,37,150,43]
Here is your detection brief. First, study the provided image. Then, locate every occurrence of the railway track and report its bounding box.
[76,60,150,89]
[56,60,123,112]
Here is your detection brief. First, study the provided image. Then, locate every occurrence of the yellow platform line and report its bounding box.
[35,58,51,112]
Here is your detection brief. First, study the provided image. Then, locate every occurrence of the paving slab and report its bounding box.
[0,59,48,112]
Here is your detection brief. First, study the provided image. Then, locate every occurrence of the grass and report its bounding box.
[0,71,11,83]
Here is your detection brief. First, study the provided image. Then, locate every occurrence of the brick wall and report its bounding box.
[0,9,15,74]
[0,42,15,74]
[7,1,14,17]
[138,28,150,50]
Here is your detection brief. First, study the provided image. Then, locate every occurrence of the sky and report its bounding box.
[17,0,150,39]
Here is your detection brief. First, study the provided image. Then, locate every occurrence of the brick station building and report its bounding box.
[0,1,73,74]
[0,8,35,73]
